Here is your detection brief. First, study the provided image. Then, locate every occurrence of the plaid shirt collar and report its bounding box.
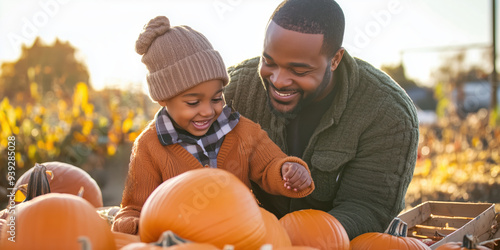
[155,105,240,168]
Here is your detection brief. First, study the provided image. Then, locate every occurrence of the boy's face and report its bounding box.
[159,79,224,137]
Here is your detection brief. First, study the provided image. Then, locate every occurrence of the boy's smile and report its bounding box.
[159,79,225,137]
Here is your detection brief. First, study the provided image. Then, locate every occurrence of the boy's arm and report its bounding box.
[246,123,314,198]
[112,135,162,235]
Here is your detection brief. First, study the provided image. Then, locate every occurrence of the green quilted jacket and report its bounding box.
[224,52,419,239]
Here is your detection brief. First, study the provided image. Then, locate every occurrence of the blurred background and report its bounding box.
[0,0,499,209]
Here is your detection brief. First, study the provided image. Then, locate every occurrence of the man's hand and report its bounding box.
[281,162,312,192]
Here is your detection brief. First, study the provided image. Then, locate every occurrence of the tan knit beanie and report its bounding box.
[136,16,229,102]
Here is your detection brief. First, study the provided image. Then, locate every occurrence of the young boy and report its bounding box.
[112,16,314,235]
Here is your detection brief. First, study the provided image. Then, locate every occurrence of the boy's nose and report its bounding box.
[199,103,215,117]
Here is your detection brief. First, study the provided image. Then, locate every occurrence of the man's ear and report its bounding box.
[330,47,345,71]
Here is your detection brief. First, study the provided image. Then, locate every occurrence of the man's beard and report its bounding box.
[264,64,332,119]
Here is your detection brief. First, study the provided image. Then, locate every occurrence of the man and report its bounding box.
[223,0,419,239]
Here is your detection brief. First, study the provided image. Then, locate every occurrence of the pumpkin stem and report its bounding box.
[154,230,190,247]
[385,218,408,237]
[24,163,51,202]
[78,236,92,250]
[259,244,272,250]
[77,186,85,197]
[462,234,477,249]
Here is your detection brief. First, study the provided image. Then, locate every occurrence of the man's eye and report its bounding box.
[291,70,309,76]
[262,58,275,66]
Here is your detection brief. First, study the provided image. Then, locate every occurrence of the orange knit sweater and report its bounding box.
[112,116,314,235]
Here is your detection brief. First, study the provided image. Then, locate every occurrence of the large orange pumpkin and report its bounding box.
[139,168,266,249]
[435,235,489,250]
[14,161,103,207]
[279,209,350,250]
[350,218,431,250]
[260,207,292,247]
[0,193,115,250]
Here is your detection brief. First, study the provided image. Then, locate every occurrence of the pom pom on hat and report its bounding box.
[136,16,229,102]
[135,16,170,55]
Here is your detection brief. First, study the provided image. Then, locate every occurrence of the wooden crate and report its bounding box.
[398,201,496,249]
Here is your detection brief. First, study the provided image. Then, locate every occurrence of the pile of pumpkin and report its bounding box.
[0,162,488,250]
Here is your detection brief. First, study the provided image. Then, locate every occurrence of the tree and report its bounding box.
[0,37,90,103]
[381,62,418,90]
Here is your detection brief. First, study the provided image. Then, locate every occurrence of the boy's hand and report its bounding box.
[281,162,312,192]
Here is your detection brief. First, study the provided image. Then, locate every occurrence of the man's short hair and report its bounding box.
[270,0,345,58]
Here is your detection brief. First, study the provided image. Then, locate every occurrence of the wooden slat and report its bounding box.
[421,216,472,228]
[427,201,493,218]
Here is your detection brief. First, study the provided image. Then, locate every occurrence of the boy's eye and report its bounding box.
[186,101,199,106]
[212,97,223,102]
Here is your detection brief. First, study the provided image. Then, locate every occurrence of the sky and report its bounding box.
[0,0,494,91]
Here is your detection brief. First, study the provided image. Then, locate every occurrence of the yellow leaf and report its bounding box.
[26,103,33,115]
[45,138,55,151]
[83,103,94,117]
[73,82,89,107]
[108,132,119,144]
[74,131,88,142]
[34,115,43,124]
[5,105,16,128]
[14,189,26,203]
[16,153,24,168]
[122,118,133,133]
[30,82,40,100]
[72,107,80,118]
[39,106,46,115]
[107,144,117,156]
[0,111,12,136]
[28,144,37,159]
[37,140,45,150]
[15,107,23,120]
[0,97,10,111]
[82,120,94,136]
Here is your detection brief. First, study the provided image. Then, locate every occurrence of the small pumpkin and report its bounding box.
[279,209,350,250]
[260,207,292,248]
[435,235,489,250]
[350,218,431,250]
[139,168,266,249]
[14,161,103,207]
[0,193,115,250]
